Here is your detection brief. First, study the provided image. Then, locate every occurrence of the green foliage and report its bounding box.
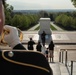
[50,25,57,30]
[55,13,76,30]
[71,11,76,18]
[35,25,57,30]
[39,11,49,18]
[72,18,76,28]
[35,26,40,30]
[55,14,64,25]
[71,0,76,7]
[4,1,76,30]
[4,3,13,25]
[11,14,39,30]
[49,13,54,21]
[4,2,39,30]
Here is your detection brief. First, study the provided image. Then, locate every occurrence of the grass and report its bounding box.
[50,25,57,30]
[35,25,57,30]
[35,26,40,30]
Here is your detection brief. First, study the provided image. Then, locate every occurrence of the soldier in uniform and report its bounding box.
[0,0,53,75]
[41,31,46,46]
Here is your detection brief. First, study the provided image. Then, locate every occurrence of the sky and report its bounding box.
[6,0,76,10]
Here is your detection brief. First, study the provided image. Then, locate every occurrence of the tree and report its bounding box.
[4,2,13,25]
[71,0,76,7]
[49,13,54,21]
[39,11,49,18]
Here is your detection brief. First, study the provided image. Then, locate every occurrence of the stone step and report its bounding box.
[59,63,69,75]
[49,62,69,75]
[66,61,76,75]
[49,62,61,75]
[49,49,69,75]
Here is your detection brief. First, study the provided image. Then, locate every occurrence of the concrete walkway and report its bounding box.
[50,22,64,31]
[27,24,39,31]
[49,47,69,75]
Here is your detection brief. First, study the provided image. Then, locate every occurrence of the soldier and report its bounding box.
[4,25,26,49]
[41,31,46,46]
[0,0,53,75]
[0,0,25,49]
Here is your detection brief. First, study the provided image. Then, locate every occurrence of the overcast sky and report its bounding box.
[6,0,76,10]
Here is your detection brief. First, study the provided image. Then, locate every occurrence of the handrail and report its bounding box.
[59,49,76,75]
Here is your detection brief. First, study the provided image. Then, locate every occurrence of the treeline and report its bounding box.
[6,14,39,30]
[37,11,76,30]
[55,12,76,30]
[5,2,76,30]
[11,14,39,30]
[5,3,40,30]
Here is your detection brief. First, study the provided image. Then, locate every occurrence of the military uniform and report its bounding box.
[0,43,53,75]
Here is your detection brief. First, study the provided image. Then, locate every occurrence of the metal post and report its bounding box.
[62,50,64,63]
[71,61,73,75]
[65,50,67,66]
[59,50,61,62]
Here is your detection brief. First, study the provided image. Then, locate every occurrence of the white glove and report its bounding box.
[4,25,21,48]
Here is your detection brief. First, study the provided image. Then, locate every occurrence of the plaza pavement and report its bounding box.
[22,31,76,44]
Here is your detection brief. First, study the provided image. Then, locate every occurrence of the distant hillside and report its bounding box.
[13,9,76,14]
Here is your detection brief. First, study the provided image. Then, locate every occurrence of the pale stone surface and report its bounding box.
[52,34,69,40]
[38,18,52,43]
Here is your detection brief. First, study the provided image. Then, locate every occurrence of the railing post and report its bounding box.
[62,50,64,63]
[65,50,67,66]
[59,49,61,62]
[71,61,73,75]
